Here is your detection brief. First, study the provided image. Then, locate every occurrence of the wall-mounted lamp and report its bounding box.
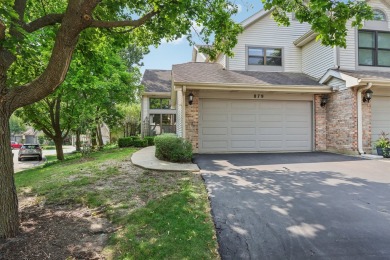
[363,89,373,103]
[188,92,194,105]
[320,95,329,107]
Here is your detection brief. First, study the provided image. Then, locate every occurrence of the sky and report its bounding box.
[140,0,263,74]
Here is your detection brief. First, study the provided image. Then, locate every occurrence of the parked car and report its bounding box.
[18,144,42,161]
[11,141,23,149]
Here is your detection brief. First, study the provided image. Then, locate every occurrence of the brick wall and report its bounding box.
[185,90,199,153]
[314,95,327,151]
[362,98,372,153]
[325,88,359,154]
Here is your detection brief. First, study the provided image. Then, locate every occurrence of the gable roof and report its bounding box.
[172,62,323,86]
[241,9,272,28]
[141,70,172,92]
[319,69,390,87]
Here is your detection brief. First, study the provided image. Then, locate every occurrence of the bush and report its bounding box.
[144,136,155,146]
[133,139,148,147]
[118,137,133,148]
[154,134,193,163]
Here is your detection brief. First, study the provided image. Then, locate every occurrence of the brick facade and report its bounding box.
[314,95,327,151]
[185,90,199,152]
[314,88,372,155]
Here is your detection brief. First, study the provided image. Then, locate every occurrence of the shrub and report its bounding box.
[133,139,148,148]
[118,137,133,148]
[154,134,193,163]
[144,136,155,146]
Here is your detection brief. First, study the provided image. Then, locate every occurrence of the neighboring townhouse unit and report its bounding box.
[141,0,390,155]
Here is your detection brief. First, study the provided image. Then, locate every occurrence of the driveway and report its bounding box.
[13,146,75,173]
[195,152,390,259]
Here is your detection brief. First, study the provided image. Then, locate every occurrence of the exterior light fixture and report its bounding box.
[320,95,329,107]
[363,89,373,103]
[188,92,194,105]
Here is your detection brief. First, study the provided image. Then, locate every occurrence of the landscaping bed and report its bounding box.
[0,148,218,260]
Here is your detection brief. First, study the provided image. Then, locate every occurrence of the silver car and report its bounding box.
[18,144,43,161]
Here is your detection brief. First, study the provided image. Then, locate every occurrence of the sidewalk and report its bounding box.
[131,146,200,172]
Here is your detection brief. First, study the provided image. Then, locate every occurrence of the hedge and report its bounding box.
[154,134,192,163]
[133,139,148,147]
[118,137,133,148]
[118,136,151,148]
[144,136,155,146]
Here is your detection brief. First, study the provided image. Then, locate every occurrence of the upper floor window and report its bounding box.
[149,98,171,109]
[248,47,282,66]
[358,30,390,67]
[372,9,387,21]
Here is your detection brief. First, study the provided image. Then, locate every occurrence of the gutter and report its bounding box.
[173,82,332,93]
[357,83,372,155]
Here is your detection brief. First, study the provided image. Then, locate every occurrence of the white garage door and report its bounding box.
[371,96,390,146]
[199,99,312,153]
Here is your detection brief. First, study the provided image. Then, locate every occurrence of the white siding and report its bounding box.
[196,52,207,62]
[327,78,346,90]
[302,40,334,80]
[367,0,390,28]
[229,13,311,72]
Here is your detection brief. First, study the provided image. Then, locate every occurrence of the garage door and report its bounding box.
[372,96,390,147]
[199,99,312,153]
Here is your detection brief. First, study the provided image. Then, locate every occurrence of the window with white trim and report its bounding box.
[248,47,282,66]
[358,30,390,67]
[372,9,387,21]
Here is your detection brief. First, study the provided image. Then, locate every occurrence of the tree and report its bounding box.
[9,114,26,134]
[0,0,372,239]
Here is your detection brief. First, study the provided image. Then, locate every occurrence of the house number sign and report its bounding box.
[253,94,264,99]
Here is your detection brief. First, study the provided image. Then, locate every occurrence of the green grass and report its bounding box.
[15,147,218,259]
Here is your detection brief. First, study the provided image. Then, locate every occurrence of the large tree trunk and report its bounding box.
[53,136,64,160]
[96,124,104,149]
[91,128,97,149]
[0,111,19,239]
[75,129,81,152]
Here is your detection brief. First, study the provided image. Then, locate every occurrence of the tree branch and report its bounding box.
[0,21,6,41]
[24,14,64,33]
[89,10,158,29]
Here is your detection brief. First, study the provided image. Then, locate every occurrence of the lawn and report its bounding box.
[11,147,219,259]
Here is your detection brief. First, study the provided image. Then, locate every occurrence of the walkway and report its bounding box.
[131,146,199,172]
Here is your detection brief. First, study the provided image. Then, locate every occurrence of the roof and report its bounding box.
[338,70,390,81]
[141,70,172,92]
[172,62,322,86]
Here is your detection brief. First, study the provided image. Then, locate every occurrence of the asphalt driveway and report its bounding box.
[195,152,390,259]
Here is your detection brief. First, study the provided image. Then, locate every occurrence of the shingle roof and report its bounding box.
[172,62,321,86]
[339,70,390,81]
[141,70,172,92]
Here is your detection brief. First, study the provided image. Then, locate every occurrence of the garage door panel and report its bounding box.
[372,96,390,151]
[259,115,283,122]
[231,114,256,122]
[202,114,227,122]
[203,101,229,109]
[231,127,256,135]
[231,102,257,110]
[202,140,228,149]
[231,140,257,149]
[258,128,283,135]
[202,127,228,135]
[199,99,312,153]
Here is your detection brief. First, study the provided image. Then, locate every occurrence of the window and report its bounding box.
[248,47,282,66]
[359,30,390,67]
[149,114,176,135]
[149,98,171,109]
[372,9,386,21]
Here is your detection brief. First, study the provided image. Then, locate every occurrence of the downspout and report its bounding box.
[357,83,372,154]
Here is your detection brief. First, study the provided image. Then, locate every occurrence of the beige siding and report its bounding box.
[339,0,390,71]
[339,21,356,70]
[327,78,346,91]
[302,40,334,80]
[229,13,310,72]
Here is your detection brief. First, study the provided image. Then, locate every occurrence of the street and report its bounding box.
[13,146,75,173]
